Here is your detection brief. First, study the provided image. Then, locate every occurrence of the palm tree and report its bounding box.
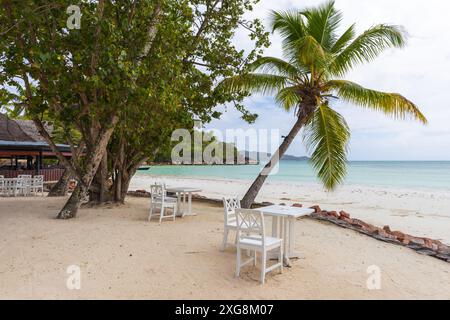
[219,0,427,208]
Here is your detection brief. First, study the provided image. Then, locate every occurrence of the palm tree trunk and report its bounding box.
[241,116,307,208]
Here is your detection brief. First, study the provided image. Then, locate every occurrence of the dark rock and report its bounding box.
[416,249,437,256]
[339,211,350,220]
[327,211,339,218]
[409,237,426,246]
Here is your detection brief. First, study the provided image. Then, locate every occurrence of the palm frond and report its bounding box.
[328,80,428,124]
[330,23,355,54]
[218,73,290,96]
[330,24,406,76]
[270,10,308,60]
[303,103,350,190]
[275,86,300,111]
[301,0,342,51]
[247,56,301,80]
[293,35,328,70]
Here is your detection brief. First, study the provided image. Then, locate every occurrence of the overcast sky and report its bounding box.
[206,0,450,161]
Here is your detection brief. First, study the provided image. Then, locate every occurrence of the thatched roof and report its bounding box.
[14,119,53,143]
[0,114,34,142]
[0,114,53,143]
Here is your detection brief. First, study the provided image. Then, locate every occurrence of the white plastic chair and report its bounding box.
[221,197,241,251]
[148,184,177,224]
[235,208,283,285]
[31,175,44,196]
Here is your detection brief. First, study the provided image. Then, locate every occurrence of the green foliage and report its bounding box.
[303,103,349,190]
[154,130,239,163]
[106,0,270,180]
[219,0,427,190]
[0,0,269,188]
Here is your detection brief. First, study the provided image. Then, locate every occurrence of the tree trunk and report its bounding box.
[54,117,118,218]
[89,154,110,203]
[56,184,88,219]
[241,116,307,208]
[48,170,71,197]
[99,153,108,203]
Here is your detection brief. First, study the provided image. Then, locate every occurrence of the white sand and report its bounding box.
[130,174,450,245]
[0,196,449,299]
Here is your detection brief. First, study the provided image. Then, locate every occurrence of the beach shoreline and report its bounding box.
[130,173,450,245]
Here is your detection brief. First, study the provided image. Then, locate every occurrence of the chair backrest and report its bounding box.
[150,184,165,203]
[235,208,265,245]
[153,180,166,188]
[18,175,32,179]
[15,177,24,187]
[223,197,240,226]
[34,175,44,186]
[0,175,4,188]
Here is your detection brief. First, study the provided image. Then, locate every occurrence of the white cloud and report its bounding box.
[207,0,450,160]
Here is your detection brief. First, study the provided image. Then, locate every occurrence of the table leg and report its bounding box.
[182,192,186,217]
[188,192,192,215]
[289,216,294,257]
[283,217,291,266]
[176,192,182,217]
[271,216,278,237]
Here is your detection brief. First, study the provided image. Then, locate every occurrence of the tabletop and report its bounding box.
[166,187,202,193]
[259,205,315,218]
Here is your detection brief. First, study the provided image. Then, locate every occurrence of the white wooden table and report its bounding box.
[259,205,315,265]
[166,187,202,217]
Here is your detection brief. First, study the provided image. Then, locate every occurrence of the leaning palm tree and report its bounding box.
[219,0,427,208]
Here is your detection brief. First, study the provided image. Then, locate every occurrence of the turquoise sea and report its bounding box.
[142,161,450,191]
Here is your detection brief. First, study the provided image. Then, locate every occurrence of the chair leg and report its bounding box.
[254,251,257,266]
[148,205,154,222]
[173,205,176,221]
[159,206,165,225]
[221,228,229,251]
[279,245,283,274]
[235,246,241,278]
[260,250,266,285]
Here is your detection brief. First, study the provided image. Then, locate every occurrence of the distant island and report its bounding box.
[242,151,310,162]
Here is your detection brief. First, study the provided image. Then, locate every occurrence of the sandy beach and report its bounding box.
[130,174,450,245]
[0,196,449,299]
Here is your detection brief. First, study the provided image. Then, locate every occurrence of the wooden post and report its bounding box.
[36,152,42,174]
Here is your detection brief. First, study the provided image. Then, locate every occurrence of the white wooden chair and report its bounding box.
[221,197,241,251]
[148,184,177,224]
[235,208,283,285]
[0,175,4,196]
[31,175,44,196]
[12,177,25,197]
[3,178,15,197]
[18,175,32,196]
